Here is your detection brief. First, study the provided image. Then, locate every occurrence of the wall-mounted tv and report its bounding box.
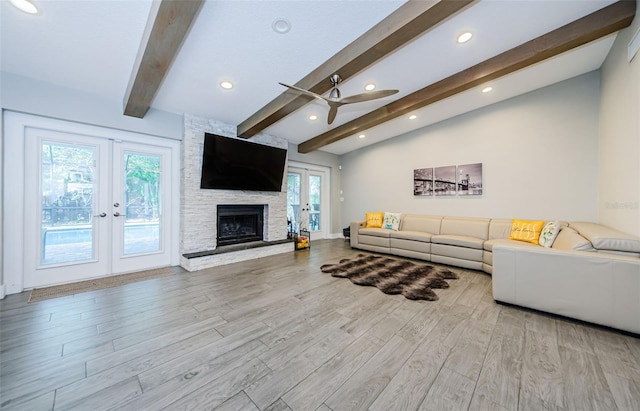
[200,132,287,192]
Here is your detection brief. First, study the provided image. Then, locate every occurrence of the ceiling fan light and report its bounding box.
[457,31,473,44]
[10,0,38,14]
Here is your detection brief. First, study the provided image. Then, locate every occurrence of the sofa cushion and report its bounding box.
[509,219,545,244]
[400,214,442,234]
[382,212,401,230]
[596,249,640,258]
[484,238,540,252]
[570,221,640,253]
[365,212,384,228]
[391,230,433,242]
[552,227,594,251]
[440,217,490,240]
[431,234,484,249]
[431,243,483,261]
[431,255,483,271]
[359,235,390,248]
[390,238,430,253]
[359,227,391,238]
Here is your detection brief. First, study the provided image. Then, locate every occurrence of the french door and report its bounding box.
[23,128,173,288]
[287,163,330,239]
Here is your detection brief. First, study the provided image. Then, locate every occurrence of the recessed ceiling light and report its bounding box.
[10,0,38,14]
[482,86,493,93]
[358,134,366,139]
[409,115,417,120]
[309,115,318,121]
[272,18,291,34]
[364,83,376,91]
[457,31,473,44]
[220,81,233,90]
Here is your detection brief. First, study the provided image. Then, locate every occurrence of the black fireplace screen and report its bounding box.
[217,205,264,246]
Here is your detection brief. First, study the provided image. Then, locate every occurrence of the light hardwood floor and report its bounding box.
[1,239,639,410]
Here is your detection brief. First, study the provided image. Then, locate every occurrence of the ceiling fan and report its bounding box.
[279,74,398,125]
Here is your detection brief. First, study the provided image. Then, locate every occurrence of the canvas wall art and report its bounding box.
[434,165,456,196]
[457,163,483,196]
[413,167,433,196]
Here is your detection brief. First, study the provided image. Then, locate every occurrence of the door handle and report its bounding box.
[113,212,121,217]
[93,212,107,218]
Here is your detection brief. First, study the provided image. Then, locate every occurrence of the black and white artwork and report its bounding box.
[457,163,483,196]
[434,165,456,196]
[413,167,433,196]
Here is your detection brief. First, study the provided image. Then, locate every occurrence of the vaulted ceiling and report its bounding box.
[1,0,636,155]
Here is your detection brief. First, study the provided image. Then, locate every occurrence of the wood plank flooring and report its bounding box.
[1,239,639,410]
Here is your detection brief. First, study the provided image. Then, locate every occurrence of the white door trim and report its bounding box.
[288,161,331,240]
[3,111,180,294]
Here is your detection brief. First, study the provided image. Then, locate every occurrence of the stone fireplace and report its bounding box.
[180,114,290,271]
[217,204,265,246]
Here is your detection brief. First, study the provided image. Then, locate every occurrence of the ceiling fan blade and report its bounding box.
[279,83,328,103]
[327,105,339,125]
[339,89,399,104]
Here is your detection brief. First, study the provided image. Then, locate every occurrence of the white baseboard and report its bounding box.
[328,232,348,239]
[0,283,5,300]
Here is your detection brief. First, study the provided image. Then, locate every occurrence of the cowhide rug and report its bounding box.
[320,254,458,301]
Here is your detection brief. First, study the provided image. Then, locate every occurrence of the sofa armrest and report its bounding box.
[493,245,640,334]
[350,221,365,248]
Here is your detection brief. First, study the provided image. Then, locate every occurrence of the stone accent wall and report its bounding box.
[180,114,289,268]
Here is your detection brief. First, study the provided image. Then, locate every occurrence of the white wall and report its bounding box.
[0,72,183,140]
[340,71,601,225]
[599,1,640,237]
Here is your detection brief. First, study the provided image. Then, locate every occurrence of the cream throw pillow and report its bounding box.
[382,212,401,230]
[539,220,561,248]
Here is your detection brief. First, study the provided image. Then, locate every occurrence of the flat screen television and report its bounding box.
[200,132,287,192]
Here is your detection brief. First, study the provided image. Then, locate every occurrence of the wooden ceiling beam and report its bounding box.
[124,0,204,118]
[298,0,636,153]
[236,0,476,138]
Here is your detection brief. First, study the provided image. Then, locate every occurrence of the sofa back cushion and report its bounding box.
[400,215,442,234]
[569,221,640,253]
[488,219,512,240]
[552,227,595,251]
[440,217,490,240]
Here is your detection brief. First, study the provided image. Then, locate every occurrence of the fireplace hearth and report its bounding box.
[217,205,265,247]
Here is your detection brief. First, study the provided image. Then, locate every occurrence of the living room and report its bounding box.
[1,0,639,409]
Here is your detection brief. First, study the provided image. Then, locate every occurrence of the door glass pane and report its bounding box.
[123,153,161,255]
[287,172,301,234]
[309,175,321,232]
[41,142,95,265]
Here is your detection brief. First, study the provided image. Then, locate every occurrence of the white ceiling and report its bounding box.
[1,0,620,155]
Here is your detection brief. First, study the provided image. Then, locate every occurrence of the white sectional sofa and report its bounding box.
[350,214,640,334]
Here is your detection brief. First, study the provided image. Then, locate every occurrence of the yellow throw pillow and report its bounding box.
[509,219,545,244]
[365,212,384,228]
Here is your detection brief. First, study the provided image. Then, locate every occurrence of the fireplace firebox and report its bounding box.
[217,205,265,247]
